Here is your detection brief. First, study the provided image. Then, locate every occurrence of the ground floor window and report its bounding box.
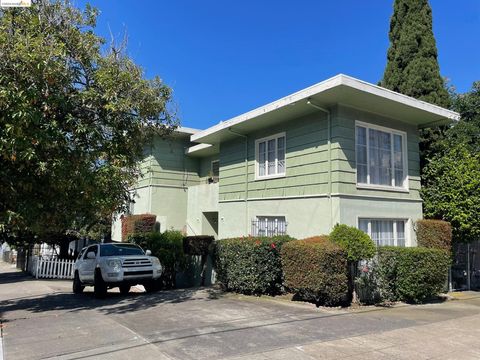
[358,218,406,247]
[251,216,287,237]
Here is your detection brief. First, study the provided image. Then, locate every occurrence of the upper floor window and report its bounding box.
[256,133,286,179]
[356,122,407,189]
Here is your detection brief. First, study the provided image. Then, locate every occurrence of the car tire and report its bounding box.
[94,269,107,299]
[119,285,131,295]
[144,279,160,293]
[73,271,84,294]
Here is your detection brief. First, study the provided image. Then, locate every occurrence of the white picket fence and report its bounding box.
[29,256,75,279]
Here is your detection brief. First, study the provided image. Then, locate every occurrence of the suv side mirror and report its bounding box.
[86,251,96,259]
[145,250,152,256]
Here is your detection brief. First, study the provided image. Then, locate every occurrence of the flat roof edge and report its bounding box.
[191,74,460,143]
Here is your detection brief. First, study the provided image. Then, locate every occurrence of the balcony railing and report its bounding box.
[251,219,288,237]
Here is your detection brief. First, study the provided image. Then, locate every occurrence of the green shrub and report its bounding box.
[281,236,348,306]
[374,248,400,302]
[376,247,450,303]
[128,230,186,289]
[183,235,215,256]
[330,224,375,261]
[215,236,294,295]
[416,219,452,251]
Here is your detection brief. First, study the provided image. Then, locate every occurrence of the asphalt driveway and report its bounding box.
[1,261,480,360]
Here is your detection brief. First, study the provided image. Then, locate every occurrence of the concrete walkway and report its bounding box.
[1,261,480,359]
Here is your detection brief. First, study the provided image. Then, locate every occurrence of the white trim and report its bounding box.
[219,193,423,203]
[255,132,286,180]
[355,120,409,191]
[186,143,212,154]
[191,74,459,143]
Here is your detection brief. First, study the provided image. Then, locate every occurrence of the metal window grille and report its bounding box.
[251,218,287,237]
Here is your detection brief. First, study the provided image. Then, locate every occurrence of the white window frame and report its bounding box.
[358,218,409,247]
[255,132,286,180]
[355,121,409,192]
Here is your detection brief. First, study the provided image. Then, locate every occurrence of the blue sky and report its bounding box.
[76,0,480,129]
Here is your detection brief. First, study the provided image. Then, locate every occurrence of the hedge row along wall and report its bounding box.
[281,236,348,306]
[416,219,452,251]
[121,214,157,241]
[376,246,451,303]
[215,236,293,295]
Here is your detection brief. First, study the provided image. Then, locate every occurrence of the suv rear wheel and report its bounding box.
[94,269,107,298]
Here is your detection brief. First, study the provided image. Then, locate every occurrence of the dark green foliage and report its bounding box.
[380,0,451,169]
[376,247,450,303]
[183,236,215,256]
[422,83,480,244]
[416,220,452,251]
[129,231,186,289]
[329,224,376,262]
[448,82,480,155]
[281,237,348,306]
[215,236,294,295]
[422,145,480,243]
[0,1,176,246]
[380,0,450,108]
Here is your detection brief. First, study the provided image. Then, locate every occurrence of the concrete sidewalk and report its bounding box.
[1,261,480,359]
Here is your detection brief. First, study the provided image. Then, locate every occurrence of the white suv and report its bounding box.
[73,243,162,298]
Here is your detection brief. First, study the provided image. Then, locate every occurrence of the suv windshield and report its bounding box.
[100,244,144,257]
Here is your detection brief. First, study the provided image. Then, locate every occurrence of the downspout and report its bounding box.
[306,99,333,230]
[228,128,249,235]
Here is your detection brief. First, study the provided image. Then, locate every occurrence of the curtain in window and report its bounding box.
[259,141,266,176]
[369,129,391,186]
[358,219,406,247]
[356,125,405,188]
[356,127,368,183]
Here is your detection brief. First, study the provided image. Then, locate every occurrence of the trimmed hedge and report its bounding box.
[376,247,450,303]
[128,230,186,289]
[121,214,156,241]
[215,236,294,295]
[183,235,215,256]
[330,224,376,262]
[416,220,452,251]
[281,236,348,306]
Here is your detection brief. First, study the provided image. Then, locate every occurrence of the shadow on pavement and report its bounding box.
[0,269,31,285]
[0,270,223,321]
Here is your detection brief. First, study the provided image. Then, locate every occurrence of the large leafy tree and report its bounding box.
[380,0,451,167]
[422,82,480,243]
[0,1,176,247]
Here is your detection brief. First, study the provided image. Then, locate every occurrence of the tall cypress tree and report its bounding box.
[380,0,450,108]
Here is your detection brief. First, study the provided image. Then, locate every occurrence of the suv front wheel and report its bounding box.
[94,269,107,298]
[73,271,84,294]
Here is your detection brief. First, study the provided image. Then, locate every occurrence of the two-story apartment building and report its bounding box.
[112,74,459,247]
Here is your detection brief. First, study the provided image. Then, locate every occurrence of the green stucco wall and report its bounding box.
[216,104,422,240]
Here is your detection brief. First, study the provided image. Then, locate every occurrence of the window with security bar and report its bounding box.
[251,216,287,237]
